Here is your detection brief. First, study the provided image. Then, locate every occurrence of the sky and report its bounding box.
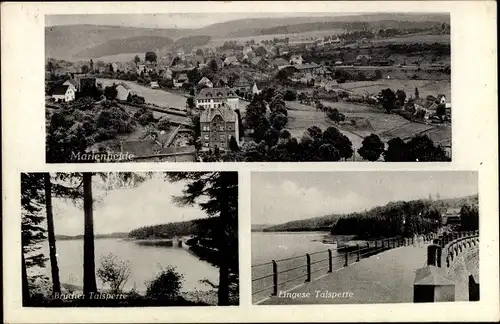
[51,173,206,236]
[251,171,478,225]
[45,13,352,29]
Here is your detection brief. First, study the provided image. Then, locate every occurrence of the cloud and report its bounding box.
[252,180,364,225]
[52,177,206,236]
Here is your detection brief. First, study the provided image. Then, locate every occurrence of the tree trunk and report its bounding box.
[217,214,230,306]
[83,173,97,299]
[21,251,30,306]
[44,173,61,294]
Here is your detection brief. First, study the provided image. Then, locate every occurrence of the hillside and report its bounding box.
[55,232,129,240]
[262,194,478,233]
[262,214,344,232]
[128,218,217,239]
[251,224,273,232]
[74,36,174,59]
[46,24,192,60]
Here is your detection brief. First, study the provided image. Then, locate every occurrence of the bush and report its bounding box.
[283,89,297,101]
[157,117,170,131]
[145,266,183,301]
[97,253,132,294]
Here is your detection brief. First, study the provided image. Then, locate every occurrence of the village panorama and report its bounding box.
[45,13,451,163]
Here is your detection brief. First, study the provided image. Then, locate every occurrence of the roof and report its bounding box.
[356,55,372,60]
[52,85,70,95]
[64,79,78,87]
[445,207,461,215]
[200,103,237,123]
[176,73,188,80]
[195,87,238,100]
[117,82,131,90]
[273,58,290,66]
[224,56,238,62]
[233,78,251,87]
[121,139,196,158]
[198,76,212,85]
[296,63,319,70]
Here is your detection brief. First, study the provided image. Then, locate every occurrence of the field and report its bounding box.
[207,29,346,48]
[97,78,188,109]
[93,53,144,62]
[338,79,451,100]
[370,33,450,45]
[285,98,450,158]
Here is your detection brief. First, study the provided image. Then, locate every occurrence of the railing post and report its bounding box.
[272,260,278,296]
[356,244,360,261]
[344,249,348,267]
[375,240,378,249]
[305,254,311,282]
[328,249,333,273]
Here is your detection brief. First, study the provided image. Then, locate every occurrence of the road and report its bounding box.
[259,245,428,305]
[97,78,188,109]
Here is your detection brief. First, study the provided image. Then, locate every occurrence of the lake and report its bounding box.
[251,231,342,302]
[41,238,219,293]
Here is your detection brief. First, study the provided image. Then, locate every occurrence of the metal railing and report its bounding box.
[426,230,479,270]
[252,234,436,301]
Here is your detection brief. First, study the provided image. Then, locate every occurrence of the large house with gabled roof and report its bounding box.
[200,103,239,151]
[194,87,240,111]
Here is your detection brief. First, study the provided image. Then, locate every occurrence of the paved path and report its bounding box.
[260,245,428,305]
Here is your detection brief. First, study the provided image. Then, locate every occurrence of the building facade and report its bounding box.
[195,87,240,111]
[200,103,239,151]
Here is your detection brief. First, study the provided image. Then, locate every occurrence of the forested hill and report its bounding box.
[55,232,129,240]
[261,194,478,234]
[262,214,344,232]
[128,218,217,239]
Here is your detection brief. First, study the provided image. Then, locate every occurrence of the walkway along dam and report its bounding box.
[252,231,479,305]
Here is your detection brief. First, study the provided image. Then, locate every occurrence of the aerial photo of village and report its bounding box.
[45,12,452,163]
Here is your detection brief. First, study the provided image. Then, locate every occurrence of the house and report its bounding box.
[252,82,261,95]
[195,87,239,111]
[272,58,291,70]
[200,103,239,151]
[290,55,304,65]
[437,94,447,105]
[198,76,213,88]
[314,65,331,77]
[63,79,78,92]
[355,55,372,66]
[173,74,189,88]
[250,56,263,66]
[232,79,252,93]
[223,56,240,66]
[120,139,196,161]
[243,46,253,55]
[443,208,461,225]
[116,83,133,101]
[334,60,344,66]
[52,85,75,102]
[162,68,173,80]
[322,79,339,92]
[295,63,320,74]
[136,64,146,75]
[291,72,314,84]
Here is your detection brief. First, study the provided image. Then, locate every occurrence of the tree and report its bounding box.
[283,89,297,101]
[383,137,409,161]
[460,204,479,231]
[46,61,58,76]
[90,59,94,72]
[318,143,341,161]
[229,136,239,152]
[415,87,420,99]
[271,113,288,131]
[406,134,449,162]
[134,55,141,64]
[146,266,183,301]
[358,134,385,161]
[81,65,89,74]
[97,253,132,294]
[157,117,170,131]
[244,98,267,136]
[234,109,244,139]
[186,97,195,109]
[187,68,202,85]
[103,85,118,100]
[396,89,406,107]
[145,51,157,63]
[44,173,61,295]
[374,69,382,80]
[436,104,446,120]
[209,59,218,72]
[165,172,239,306]
[322,126,353,160]
[83,172,97,299]
[380,88,396,113]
